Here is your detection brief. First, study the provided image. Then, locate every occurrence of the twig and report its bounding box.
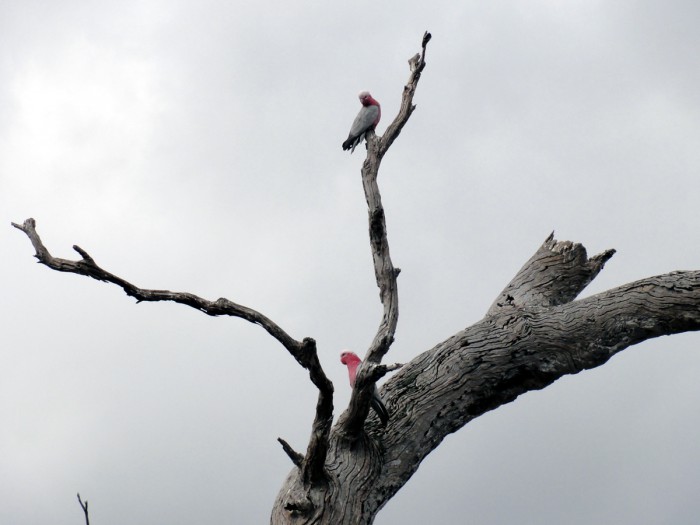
[367,362,404,383]
[77,493,90,525]
[277,437,304,468]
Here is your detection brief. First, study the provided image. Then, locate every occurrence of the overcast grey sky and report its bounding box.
[2,1,700,523]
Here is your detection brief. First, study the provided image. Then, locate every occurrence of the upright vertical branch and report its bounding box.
[377,31,432,159]
[297,339,335,485]
[363,31,431,365]
[360,160,400,364]
[340,32,431,435]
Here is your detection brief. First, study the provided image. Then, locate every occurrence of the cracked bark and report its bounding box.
[270,229,700,523]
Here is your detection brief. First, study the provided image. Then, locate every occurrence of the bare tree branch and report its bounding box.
[12,218,333,485]
[487,232,616,314]
[278,438,304,468]
[365,31,431,364]
[374,238,700,504]
[366,362,404,383]
[77,493,89,525]
[275,227,700,522]
[378,31,432,158]
[11,218,301,350]
[299,342,334,485]
[338,32,431,435]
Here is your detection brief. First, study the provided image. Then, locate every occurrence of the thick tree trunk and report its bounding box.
[270,235,700,524]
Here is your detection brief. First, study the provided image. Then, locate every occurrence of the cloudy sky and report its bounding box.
[2,1,700,523]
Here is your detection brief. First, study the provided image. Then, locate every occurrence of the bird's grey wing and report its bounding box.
[348,105,379,137]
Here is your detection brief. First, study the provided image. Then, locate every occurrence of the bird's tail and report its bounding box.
[342,133,365,153]
[371,391,389,427]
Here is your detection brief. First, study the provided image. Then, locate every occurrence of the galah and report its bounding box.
[340,350,389,426]
[342,91,381,153]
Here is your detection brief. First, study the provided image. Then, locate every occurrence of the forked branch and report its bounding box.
[77,493,89,525]
[488,232,616,314]
[378,31,432,158]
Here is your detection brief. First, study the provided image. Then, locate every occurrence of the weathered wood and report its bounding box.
[374,251,700,509]
[487,232,616,314]
[272,237,700,523]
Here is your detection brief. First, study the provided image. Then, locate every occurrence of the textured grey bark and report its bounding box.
[12,31,700,525]
[270,236,700,524]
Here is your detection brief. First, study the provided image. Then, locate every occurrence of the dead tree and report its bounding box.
[13,33,700,524]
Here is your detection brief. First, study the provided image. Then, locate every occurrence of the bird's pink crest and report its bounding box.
[340,350,361,365]
[340,350,362,387]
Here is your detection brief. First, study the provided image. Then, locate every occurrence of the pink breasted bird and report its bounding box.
[342,91,381,153]
[340,350,389,426]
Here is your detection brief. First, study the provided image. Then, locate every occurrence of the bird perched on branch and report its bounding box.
[342,91,381,153]
[340,350,389,426]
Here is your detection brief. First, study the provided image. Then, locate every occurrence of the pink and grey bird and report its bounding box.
[342,91,381,153]
[340,350,389,426]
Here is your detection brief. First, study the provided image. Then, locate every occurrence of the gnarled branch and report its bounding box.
[12,218,333,485]
[274,226,700,522]
[11,219,302,350]
[373,236,700,504]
